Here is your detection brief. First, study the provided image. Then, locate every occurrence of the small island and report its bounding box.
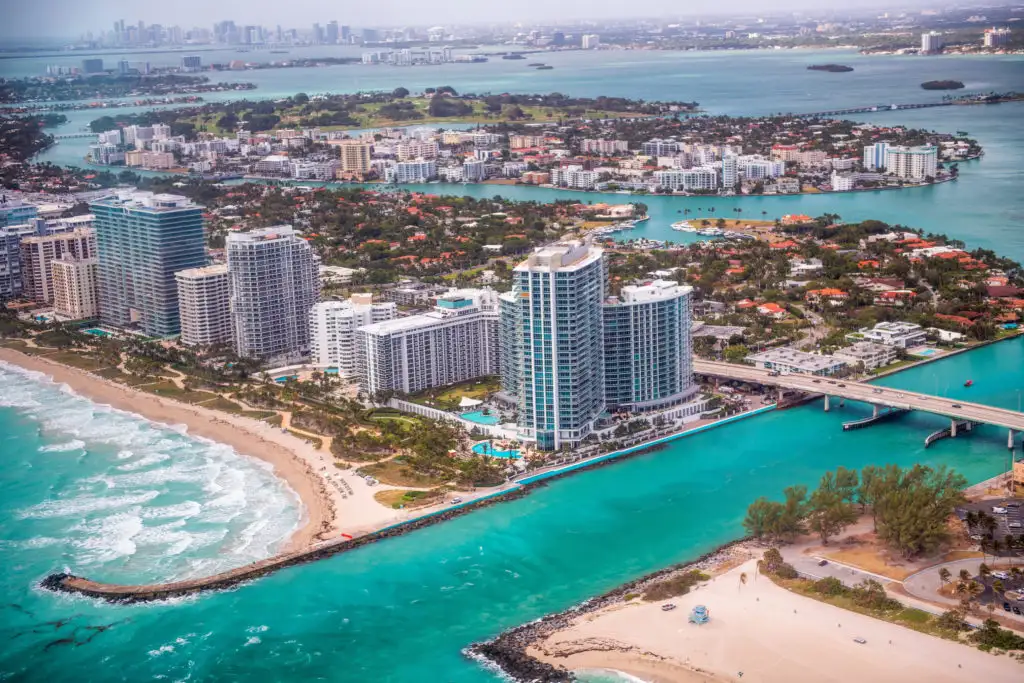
[921,80,965,90]
[807,64,854,73]
[536,66,554,70]
[502,53,526,60]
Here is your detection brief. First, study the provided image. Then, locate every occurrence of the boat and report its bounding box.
[697,227,725,237]
[964,379,973,387]
[671,220,697,232]
[634,214,650,223]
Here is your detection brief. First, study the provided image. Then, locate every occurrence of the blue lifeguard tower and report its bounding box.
[689,605,710,625]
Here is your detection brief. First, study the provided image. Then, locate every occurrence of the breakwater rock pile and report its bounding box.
[467,538,753,681]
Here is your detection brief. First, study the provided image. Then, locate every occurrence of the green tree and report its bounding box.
[874,464,967,558]
[744,497,782,540]
[807,485,857,545]
[392,87,410,98]
[723,344,749,364]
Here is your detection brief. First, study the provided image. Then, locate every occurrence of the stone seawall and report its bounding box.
[466,538,753,682]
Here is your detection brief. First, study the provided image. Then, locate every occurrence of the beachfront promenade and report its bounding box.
[695,359,1024,446]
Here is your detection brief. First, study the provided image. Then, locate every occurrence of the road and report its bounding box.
[903,558,1024,623]
[695,360,1024,434]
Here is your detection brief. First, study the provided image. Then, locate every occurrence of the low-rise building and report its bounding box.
[832,341,898,371]
[745,348,847,376]
[850,321,928,349]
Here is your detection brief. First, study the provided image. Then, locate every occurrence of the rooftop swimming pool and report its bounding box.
[274,375,299,383]
[472,441,520,459]
[324,367,340,375]
[461,409,500,425]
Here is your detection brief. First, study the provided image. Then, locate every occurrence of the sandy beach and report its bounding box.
[530,557,1023,683]
[0,347,408,552]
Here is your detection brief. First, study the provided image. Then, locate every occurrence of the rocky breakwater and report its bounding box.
[467,538,753,681]
[40,485,531,604]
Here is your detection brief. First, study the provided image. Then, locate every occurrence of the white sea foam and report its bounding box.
[38,439,86,453]
[1,360,302,580]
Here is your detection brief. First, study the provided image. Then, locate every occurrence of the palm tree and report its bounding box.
[739,572,748,591]
[959,568,971,584]
[979,563,991,581]
[938,567,951,587]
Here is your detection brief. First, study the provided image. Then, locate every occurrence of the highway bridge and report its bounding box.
[694,359,1023,447]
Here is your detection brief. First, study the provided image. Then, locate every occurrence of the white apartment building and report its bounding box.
[253,154,292,175]
[388,159,437,183]
[508,134,546,149]
[738,156,786,179]
[921,31,944,53]
[227,226,320,365]
[745,348,847,376]
[51,257,99,320]
[885,146,938,180]
[830,171,855,191]
[654,168,719,192]
[832,341,898,371]
[580,139,629,154]
[721,155,738,187]
[582,34,601,49]
[396,139,439,161]
[641,139,680,156]
[356,288,500,396]
[309,294,397,374]
[863,142,890,171]
[462,159,487,182]
[175,264,233,347]
[850,321,928,349]
[550,165,599,190]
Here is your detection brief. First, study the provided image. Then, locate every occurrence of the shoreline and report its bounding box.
[0,347,337,553]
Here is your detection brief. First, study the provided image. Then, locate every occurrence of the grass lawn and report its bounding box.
[263,413,284,427]
[0,338,28,349]
[410,376,501,410]
[373,488,443,510]
[197,396,244,412]
[778,576,956,641]
[40,351,110,371]
[141,380,219,404]
[360,458,448,488]
[822,546,917,581]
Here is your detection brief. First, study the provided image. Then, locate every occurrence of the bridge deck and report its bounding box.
[695,360,1024,432]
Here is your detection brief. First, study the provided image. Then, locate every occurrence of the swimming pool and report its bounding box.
[911,348,940,357]
[472,441,520,459]
[461,409,500,425]
[274,375,299,383]
[82,328,113,338]
[324,367,340,375]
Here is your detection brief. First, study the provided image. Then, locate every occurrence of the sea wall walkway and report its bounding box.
[41,406,775,603]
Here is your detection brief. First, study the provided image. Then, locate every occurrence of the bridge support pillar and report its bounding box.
[872,404,879,419]
[824,395,830,412]
[839,398,845,408]
[951,419,957,438]
[1010,429,1016,450]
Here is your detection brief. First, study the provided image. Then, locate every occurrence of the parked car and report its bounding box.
[662,603,677,612]
[853,638,867,644]
[992,506,1008,514]
[951,403,962,408]
[1006,502,1021,508]
[1014,606,1023,616]
[993,571,1010,580]
[450,497,463,505]
[818,559,829,567]
[1004,602,1012,612]
[1009,521,1022,529]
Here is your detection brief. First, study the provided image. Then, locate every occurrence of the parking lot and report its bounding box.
[959,498,1024,549]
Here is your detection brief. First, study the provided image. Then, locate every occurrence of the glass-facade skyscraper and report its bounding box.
[603,280,696,412]
[90,191,206,337]
[508,242,606,451]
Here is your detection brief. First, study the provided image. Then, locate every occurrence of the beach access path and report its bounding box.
[529,557,1023,683]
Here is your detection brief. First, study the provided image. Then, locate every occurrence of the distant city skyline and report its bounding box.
[2,0,940,40]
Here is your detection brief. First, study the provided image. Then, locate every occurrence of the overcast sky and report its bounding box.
[3,0,913,39]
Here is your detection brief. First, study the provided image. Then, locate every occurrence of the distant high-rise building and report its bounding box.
[117,59,131,74]
[983,27,1012,48]
[885,146,938,180]
[326,20,339,44]
[309,294,397,373]
[721,153,738,187]
[340,25,351,42]
[312,23,324,44]
[52,258,99,319]
[506,242,606,450]
[582,34,601,49]
[227,226,319,364]
[552,31,566,46]
[81,58,105,74]
[862,142,890,171]
[362,28,380,43]
[175,264,232,347]
[0,196,38,228]
[90,191,206,337]
[180,55,202,72]
[921,31,943,54]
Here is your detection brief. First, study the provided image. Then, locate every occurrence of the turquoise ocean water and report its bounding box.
[2,48,1024,681]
